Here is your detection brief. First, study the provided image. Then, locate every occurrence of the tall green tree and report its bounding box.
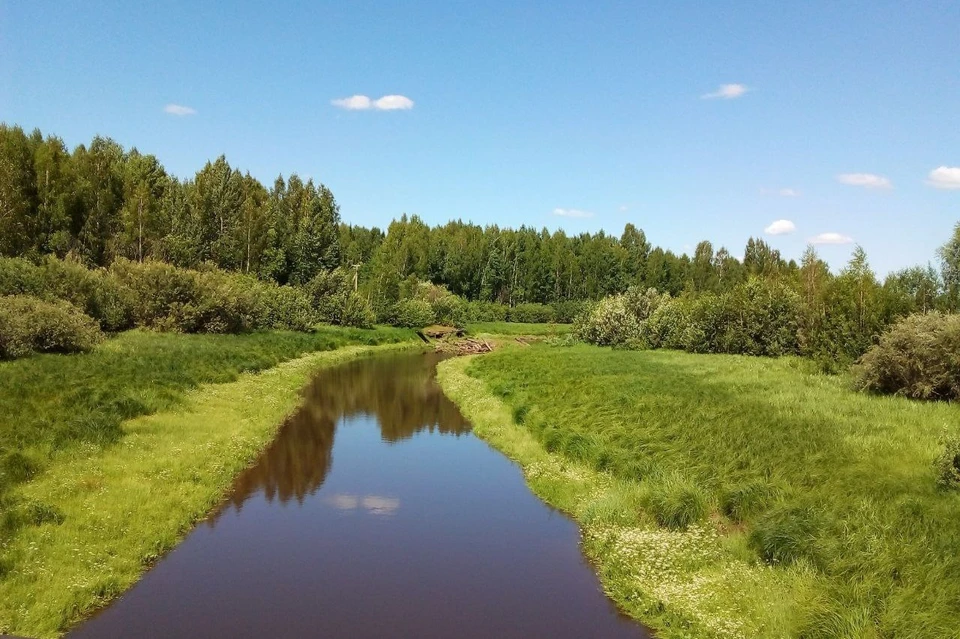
[939,221,960,311]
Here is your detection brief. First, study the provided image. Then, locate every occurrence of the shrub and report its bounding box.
[508,303,555,323]
[749,505,821,565]
[575,295,641,346]
[854,313,960,400]
[0,295,104,359]
[0,257,133,331]
[640,297,691,350]
[649,475,708,530]
[341,292,375,328]
[431,293,468,327]
[109,259,315,333]
[934,435,960,490]
[392,299,435,328]
[552,300,587,324]
[466,301,508,322]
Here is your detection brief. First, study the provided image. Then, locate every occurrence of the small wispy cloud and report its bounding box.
[765,219,796,235]
[810,232,853,245]
[164,104,196,116]
[836,173,892,189]
[701,83,749,100]
[331,94,414,111]
[619,204,629,212]
[926,166,960,190]
[761,187,801,197]
[553,207,594,219]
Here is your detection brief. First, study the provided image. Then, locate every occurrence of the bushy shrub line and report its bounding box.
[0,257,380,359]
[374,279,577,328]
[576,280,802,357]
[0,295,104,359]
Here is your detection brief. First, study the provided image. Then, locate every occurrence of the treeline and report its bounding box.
[0,124,340,284]
[3,123,959,362]
[575,226,960,398]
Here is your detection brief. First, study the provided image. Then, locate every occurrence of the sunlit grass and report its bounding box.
[439,345,960,638]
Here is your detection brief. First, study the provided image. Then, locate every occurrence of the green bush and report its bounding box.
[855,313,960,400]
[392,299,435,328]
[934,435,960,490]
[0,257,133,331]
[508,303,555,323]
[466,301,508,322]
[0,295,104,359]
[432,293,468,327]
[641,297,690,349]
[649,475,708,530]
[552,300,587,324]
[575,295,641,346]
[110,259,315,333]
[341,292,375,328]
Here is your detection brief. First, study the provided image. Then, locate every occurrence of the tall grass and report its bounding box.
[461,344,960,638]
[0,327,413,500]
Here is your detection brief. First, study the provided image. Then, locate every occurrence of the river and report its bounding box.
[69,351,649,638]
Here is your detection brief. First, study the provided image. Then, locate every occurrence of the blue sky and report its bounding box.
[2,0,958,274]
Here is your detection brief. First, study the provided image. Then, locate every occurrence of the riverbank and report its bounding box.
[437,345,960,638]
[0,331,417,637]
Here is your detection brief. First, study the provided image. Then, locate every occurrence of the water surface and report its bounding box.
[70,352,649,638]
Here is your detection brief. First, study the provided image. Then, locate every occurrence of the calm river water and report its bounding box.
[70,352,649,638]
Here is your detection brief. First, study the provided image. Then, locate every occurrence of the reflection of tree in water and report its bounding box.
[210,353,470,522]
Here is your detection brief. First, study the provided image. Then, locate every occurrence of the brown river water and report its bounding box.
[69,352,650,638]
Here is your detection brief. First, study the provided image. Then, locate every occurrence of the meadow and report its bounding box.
[439,344,960,638]
[0,327,415,636]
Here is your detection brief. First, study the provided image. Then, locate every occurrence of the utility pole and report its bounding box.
[352,262,361,292]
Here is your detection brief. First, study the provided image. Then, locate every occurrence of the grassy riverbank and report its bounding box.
[438,345,960,638]
[0,328,416,637]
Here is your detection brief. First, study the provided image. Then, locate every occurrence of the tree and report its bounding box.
[119,150,167,261]
[73,136,125,265]
[0,125,39,256]
[939,221,960,311]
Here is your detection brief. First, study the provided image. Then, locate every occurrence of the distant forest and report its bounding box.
[1,124,956,321]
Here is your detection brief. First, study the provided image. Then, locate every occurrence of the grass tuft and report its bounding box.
[649,474,709,530]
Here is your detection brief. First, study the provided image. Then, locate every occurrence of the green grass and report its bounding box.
[0,326,413,495]
[0,335,419,637]
[439,344,960,639]
[466,321,572,336]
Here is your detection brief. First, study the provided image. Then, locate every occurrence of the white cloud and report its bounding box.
[331,95,372,110]
[331,94,414,111]
[926,166,960,190]
[619,205,628,212]
[765,219,796,235]
[374,95,414,110]
[552,207,594,218]
[778,188,800,197]
[164,104,196,116]
[810,232,853,245]
[836,173,892,189]
[701,83,749,99]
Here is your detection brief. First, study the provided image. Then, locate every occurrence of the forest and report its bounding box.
[2,123,958,366]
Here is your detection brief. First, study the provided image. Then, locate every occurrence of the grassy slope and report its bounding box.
[0,330,416,638]
[1,326,413,478]
[438,345,960,639]
[466,321,572,336]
